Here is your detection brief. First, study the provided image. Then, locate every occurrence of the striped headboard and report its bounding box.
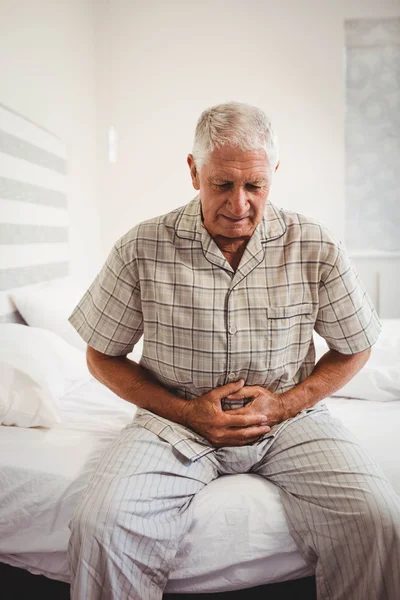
[0,102,69,324]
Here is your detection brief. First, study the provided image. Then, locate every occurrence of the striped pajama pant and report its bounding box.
[68,406,400,599]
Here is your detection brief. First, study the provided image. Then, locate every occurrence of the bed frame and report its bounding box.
[0,562,316,600]
[0,102,316,598]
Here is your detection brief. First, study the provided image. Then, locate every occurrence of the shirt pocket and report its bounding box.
[266,303,315,380]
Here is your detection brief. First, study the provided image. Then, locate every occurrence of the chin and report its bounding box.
[220,226,252,239]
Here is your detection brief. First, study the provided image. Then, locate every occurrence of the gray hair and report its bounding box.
[192,101,279,172]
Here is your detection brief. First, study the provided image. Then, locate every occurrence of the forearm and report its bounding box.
[280,347,371,419]
[87,349,189,425]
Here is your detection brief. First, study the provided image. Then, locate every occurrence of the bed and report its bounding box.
[1,102,399,598]
[1,319,400,596]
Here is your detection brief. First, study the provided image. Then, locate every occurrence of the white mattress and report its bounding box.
[1,376,399,593]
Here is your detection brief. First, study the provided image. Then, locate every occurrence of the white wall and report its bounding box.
[2,0,398,311]
[0,0,100,286]
[95,0,400,260]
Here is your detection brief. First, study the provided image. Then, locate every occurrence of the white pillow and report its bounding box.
[9,277,87,352]
[0,324,91,402]
[314,319,400,401]
[0,362,61,428]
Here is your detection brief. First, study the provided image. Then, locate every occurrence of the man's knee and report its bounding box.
[345,483,400,548]
[365,490,400,536]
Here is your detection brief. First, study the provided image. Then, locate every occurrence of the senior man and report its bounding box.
[68,102,400,600]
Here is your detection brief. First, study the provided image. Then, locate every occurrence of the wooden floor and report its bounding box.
[1,562,316,599]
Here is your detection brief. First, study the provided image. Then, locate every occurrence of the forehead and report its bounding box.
[205,146,270,180]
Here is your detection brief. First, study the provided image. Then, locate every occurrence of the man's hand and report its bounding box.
[225,347,373,429]
[182,380,271,447]
[225,385,289,427]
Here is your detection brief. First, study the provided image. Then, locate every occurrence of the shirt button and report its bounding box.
[228,325,237,335]
[228,372,237,380]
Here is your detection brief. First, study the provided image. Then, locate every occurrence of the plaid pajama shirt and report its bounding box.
[68,196,400,600]
[69,194,381,460]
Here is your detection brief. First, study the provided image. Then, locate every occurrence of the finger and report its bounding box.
[217,425,270,446]
[226,386,258,399]
[228,406,257,417]
[225,393,251,401]
[214,379,245,399]
[238,425,270,440]
[224,413,269,429]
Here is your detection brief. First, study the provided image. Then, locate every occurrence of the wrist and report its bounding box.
[277,393,293,421]
[277,385,309,420]
[177,398,193,428]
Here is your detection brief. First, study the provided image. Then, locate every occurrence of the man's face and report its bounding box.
[187,146,278,241]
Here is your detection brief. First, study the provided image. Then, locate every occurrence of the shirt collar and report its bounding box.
[175,194,287,243]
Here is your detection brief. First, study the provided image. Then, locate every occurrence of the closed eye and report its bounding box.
[214,183,262,190]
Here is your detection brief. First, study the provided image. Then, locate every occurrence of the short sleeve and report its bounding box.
[314,244,381,354]
[68,244,143,356]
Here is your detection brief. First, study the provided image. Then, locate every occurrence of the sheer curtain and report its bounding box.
[345,18,400,254]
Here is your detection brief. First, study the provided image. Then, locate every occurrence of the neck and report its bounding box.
[214,236,249,270]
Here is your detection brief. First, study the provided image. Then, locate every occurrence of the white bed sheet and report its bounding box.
[0,377,399,593]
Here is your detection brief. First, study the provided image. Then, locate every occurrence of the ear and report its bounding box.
[274,160,280,173]
[187,154,200,190]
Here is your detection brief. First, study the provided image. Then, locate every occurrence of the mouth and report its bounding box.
[221,215,248,223]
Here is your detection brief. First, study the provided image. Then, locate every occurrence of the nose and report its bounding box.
[227,186,249,216]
